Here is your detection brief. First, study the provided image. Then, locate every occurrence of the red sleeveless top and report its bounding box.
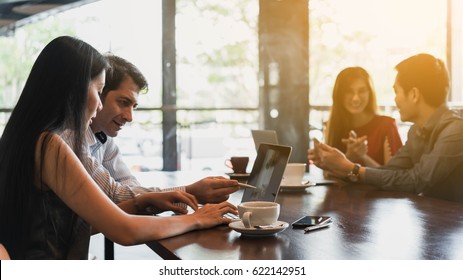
[351,115,403,165]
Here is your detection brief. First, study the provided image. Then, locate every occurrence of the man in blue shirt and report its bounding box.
[309,53,463,202]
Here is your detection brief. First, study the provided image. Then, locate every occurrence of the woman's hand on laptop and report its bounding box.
[185,177,240,204]
[135,191,199,214]
[192,202,238,228]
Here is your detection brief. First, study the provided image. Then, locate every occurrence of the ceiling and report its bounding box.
[0,0,97,36]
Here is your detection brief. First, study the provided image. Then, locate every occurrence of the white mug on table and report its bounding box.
[282,163,306,185]
[238,201,280,228]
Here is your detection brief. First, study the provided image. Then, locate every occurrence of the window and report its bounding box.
[308,0,448,140]
[0,0,259,173]
[1,0,462,172]
[449,0,463,104]
[0,0,165,171]
[175,0,259,171]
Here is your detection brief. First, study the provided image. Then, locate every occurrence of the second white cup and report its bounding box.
[282,163,306,185]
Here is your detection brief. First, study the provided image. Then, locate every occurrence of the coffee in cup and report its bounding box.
[238,201,280,228]
[225,156,249,174]
[282,163,306,185]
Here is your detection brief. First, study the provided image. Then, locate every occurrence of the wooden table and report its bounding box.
[138,170,463,260]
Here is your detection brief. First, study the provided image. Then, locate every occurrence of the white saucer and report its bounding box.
[227,173,250,177]
[226,173,251,180]
[229,221,289,236]
[280,181,315,191]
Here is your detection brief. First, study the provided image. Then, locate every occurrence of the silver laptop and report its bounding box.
[241,143,291,203]
[222,143,291,220]
[251,130,279,151]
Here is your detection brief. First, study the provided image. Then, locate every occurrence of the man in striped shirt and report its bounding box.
[84,54,239,212]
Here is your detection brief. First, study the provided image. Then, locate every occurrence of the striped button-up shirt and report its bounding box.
[76,128,184,204]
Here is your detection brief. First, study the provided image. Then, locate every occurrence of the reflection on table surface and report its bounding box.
[136,169,463,260]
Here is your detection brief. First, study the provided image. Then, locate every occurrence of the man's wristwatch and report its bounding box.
[347,164,361,182]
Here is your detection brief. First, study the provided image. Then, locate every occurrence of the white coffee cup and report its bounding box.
[238,201,280,228]
[282,163,306,185]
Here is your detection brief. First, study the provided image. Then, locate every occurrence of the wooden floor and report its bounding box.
[89,233,162,260]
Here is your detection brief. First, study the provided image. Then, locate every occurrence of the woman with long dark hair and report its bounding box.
[0,36,236,259]
[319,67,402,166]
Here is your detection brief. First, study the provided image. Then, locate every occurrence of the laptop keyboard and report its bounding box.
[193,204,240,221]
[223,212,240,221]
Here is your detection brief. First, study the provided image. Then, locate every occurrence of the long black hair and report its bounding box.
[0,36,108,259]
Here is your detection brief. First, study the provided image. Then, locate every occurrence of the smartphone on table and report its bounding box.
[291,215,332,228]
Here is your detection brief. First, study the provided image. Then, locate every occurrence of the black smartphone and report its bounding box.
[291,215,332,228]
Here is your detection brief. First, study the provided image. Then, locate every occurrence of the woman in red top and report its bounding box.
[323,67,403,166]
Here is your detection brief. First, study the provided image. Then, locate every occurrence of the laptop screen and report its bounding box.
[251,130,279,150]
[241,143,292,203]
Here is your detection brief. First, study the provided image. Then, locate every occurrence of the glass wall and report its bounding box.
[449,0,463,104]
[0,0,165,171]
[175,0,259,172]
[0,0,260,173]
[308,0,448,141]
[1,0,462,172]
